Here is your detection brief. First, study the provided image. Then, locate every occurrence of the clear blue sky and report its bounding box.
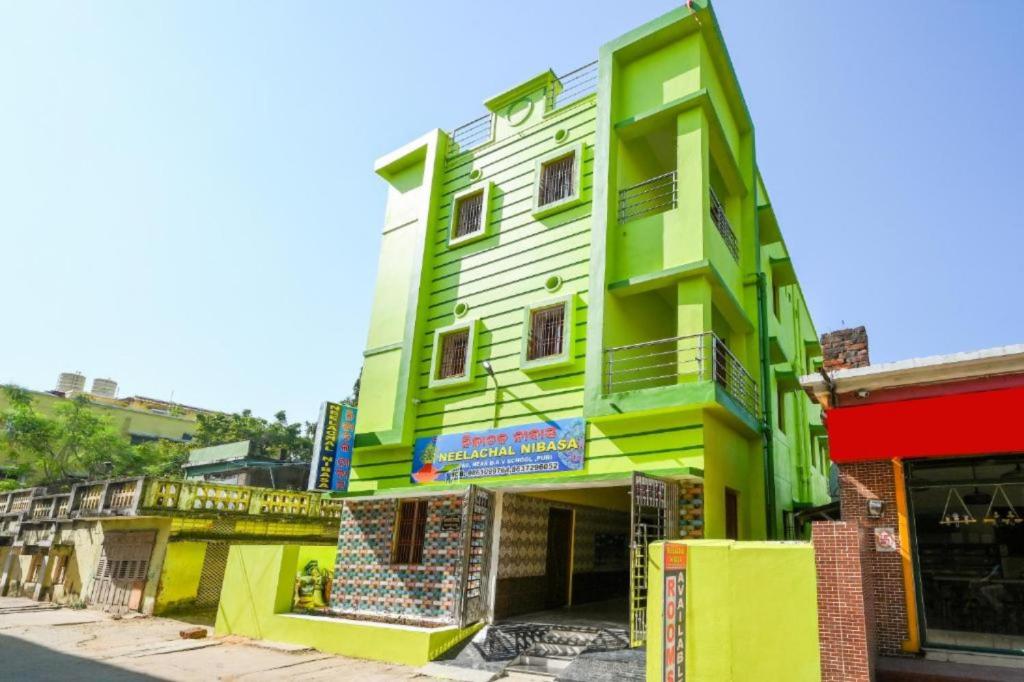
[2,1,1022,423]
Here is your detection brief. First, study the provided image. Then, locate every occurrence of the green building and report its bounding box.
[333,0,827,648]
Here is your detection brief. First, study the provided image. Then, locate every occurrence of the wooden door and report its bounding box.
[545,507,573,609]
[90,531,155,614]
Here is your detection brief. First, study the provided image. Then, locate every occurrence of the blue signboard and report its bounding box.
[307,402,356,492]
[411,418,585,484]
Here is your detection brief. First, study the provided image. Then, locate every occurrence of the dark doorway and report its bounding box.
[545,507,573,609]
[907,455,1024,653]
[725,488,739,540]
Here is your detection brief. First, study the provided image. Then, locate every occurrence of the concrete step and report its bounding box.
[524,642,586,659]
[504,654,570,679]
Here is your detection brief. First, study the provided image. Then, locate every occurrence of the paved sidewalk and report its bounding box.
[0,597,428,681]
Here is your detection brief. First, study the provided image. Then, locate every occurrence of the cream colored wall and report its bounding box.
[57,517,172,614]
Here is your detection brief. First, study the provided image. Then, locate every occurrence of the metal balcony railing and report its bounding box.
[448,114,493,157]
[446,60,598,161]
[547,60,598,111]
[710,187,739,261]
[603,332,760,419]
[618,171,677,223]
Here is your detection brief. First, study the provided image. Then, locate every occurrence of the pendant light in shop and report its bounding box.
[983,485,1023,526]
[939,488,976,527]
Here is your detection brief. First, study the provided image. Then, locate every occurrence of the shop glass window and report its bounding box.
[907,456,1024,651]
[392,500,428,565]
[527,304,565,360]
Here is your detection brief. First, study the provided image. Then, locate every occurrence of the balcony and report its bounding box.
[603,332,760,420]
[618,170,677,224]
[709,187,738,261]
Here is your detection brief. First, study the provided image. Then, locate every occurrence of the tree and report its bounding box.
[0,385,135,486]
[0,385,315,487]
[190,409,313,461]
[348,369,361,406]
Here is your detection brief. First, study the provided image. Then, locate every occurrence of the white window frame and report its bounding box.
[520,295,575,371]
[429,319,478,389]
[448,182,493,248]
[531,143,584,219]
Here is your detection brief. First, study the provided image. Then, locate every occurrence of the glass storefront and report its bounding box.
[907,455,1024,653]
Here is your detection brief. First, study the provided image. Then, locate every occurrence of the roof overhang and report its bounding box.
[801,344,1024,406]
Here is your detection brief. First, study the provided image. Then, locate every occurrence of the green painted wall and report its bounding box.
[646,540,820,681]
[214,544,481,666]
[348,0,828,538]
[154,541,207,614]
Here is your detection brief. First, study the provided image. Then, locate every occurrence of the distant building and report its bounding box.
[0,373,216,444]
[182,441,310,490]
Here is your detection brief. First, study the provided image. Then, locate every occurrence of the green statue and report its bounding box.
[293,559,327,610]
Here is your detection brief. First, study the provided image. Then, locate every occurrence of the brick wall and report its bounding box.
[330,495,464,623]
[837,461,909,656]
[811,522,876,675]
[821,326,870,370]
[812,521,874,682]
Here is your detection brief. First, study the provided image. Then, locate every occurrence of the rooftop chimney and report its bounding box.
[821,326,870,371]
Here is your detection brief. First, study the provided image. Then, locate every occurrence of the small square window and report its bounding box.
[438,330,469,379]
[532,143,584,219]
[449,182,493,248]
[429,320,477,389]
[538,155,575,207]
[520,295,574,371]
[527,304,565,361]
[454,192,483,239]
[392,499,427,565]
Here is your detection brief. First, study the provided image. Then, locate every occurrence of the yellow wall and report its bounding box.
[215,544,481,667]
[646,540,820,681]
[154,541,207,614]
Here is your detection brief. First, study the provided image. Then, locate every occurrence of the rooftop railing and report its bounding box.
[603,332,760,419]
[546,60,598,111]
[446,60,598,161]
[710,187,739,261]
[618,171,677,224]
[448,114,493,158]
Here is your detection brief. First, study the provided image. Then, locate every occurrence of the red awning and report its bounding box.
[827,385,1024,463]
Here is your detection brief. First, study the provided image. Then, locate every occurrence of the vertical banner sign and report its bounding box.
[333,404,356,492]
[663,544,687,682]
[307,402,356,492]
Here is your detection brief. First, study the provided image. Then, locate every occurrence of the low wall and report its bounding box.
[215,544,480,667]
[645,540,820,682]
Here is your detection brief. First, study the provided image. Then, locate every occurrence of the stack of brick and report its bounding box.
[821,326,870,370]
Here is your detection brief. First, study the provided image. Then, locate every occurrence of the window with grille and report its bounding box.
[453,190,484,240]
[437,329,470,380]
[527,304,565,360]
[430,320,477,388]
[392,499,428,565]
[538,153,576,207]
